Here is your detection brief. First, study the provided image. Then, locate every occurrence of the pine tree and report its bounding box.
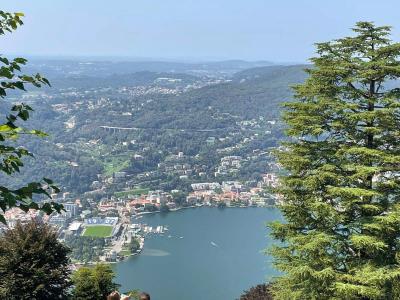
[270,22,400,299]
[0,219,71,299]
[240,283,274,300]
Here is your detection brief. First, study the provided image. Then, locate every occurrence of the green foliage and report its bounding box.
[114,188,150,198]
[129,238,141,253]
[125,289,142,300]
[217,201,227,208]
[0,11,24,36]
[64,235,105,262]
[239,283,274,300]
[72,263,120,300]
[71,268,101,300]
[0,10,61,223]
[0,59,300,200]
[93,264,121,299]
[172,191,187,206]
[0,219,71,299]
[1,59,301,197]
[270,22,400,299]
[160,203,170,213]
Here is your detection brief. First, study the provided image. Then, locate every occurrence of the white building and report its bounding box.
[64,202,79,217]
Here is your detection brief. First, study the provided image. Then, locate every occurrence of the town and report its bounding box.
[1,60,286,265]
[3,167,281,264]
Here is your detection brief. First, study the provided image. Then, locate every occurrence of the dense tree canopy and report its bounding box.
[240,283,274,300]
[72,264,120,300]
[0,219,71,299]
[0,10,62,223]
[71,267,102,300]
[270,22,400,299]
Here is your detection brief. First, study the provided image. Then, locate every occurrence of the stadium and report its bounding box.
[82,217,119,238]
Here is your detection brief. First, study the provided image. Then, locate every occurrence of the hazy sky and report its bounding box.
[2,0,400,62]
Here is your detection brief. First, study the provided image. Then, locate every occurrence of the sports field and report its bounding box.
[82,225,113,237]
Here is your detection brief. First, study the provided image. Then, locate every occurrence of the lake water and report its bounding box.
[114,207,281,300]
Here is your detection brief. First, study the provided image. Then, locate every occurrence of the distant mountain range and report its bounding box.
[22,58,275,78]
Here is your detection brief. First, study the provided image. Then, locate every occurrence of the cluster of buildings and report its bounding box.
[186,175,280,207]
[215,156,242,177]
[47,201,80,228]
[1,164,281,263]
[118,85,181,97]
[1,198,81,231]
[1,65,291,263]
[126,191,178,214]
[2,208,42,230]
[157,152,205,180]
[259,173,280,189]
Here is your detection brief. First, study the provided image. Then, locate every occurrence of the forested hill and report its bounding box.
[131,64,308,129]
[198,64,309,118]
[44,71,200,90]
[232,64,309,85]
[1,63,309,194]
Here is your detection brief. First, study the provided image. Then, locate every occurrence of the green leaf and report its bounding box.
[43,178,53,185]
[14,81,25,90]
[0,124,12,132]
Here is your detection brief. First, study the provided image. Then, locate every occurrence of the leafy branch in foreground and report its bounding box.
[0,10,62,224]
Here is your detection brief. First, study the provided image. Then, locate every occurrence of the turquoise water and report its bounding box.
[114,207,281,300]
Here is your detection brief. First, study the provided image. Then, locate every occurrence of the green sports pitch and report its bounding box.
[82,225,113,237]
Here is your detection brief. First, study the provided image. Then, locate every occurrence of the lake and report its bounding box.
[114,206,281,300]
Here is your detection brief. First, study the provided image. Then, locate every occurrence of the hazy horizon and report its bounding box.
[2,0,400,63]
[3,54,300,65]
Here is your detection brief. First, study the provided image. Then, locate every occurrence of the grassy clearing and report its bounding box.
[82,225,113,237]
[120,249,131,256]
[114,188,150,198]
[103,156,130,177]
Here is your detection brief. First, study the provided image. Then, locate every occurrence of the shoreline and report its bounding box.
[134,204,198,217]
[72,205,274,267]
[134,203,274,217]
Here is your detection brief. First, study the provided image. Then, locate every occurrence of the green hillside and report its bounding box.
[0,64,307,195]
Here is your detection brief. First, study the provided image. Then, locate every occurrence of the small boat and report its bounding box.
[179,236,184,239]
[210,241,218,247]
